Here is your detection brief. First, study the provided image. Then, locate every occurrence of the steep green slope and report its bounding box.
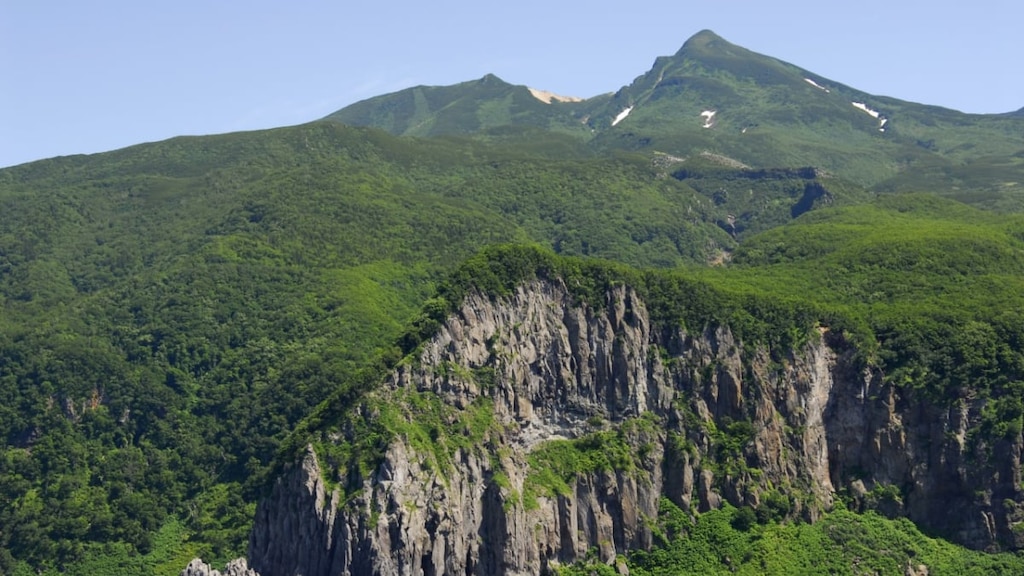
[703,195,1024,403]
[594,31,1024,198]
[0,120,863,572]
[0,123,523,571]
[323,73,597,138]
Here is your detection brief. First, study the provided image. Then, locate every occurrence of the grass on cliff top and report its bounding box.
[290,241,824,472]
[701,194,1024,401]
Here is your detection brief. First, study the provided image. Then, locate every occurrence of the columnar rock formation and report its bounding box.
[189,278,1024,576]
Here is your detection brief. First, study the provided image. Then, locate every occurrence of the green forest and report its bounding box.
[4,29,1024,575]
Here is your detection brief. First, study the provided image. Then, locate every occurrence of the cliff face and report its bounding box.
[241,279,1024,576]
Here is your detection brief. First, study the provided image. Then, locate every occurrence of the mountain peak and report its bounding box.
[477,73,510,86]
[676,29,731,55]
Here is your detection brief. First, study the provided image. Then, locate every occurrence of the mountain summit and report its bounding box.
[325,29,1024,203]
[323,73,592,138]
[675,28,740,56]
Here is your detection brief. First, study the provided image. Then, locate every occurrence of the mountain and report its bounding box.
[328,30,1024,210]
[323,73,597,138]
[0,119,870,573]
[3,29,1024,576]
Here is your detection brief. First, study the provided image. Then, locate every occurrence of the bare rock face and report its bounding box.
[232,279,1024,575]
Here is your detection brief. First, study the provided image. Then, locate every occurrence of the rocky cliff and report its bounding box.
[200,277,1024,576]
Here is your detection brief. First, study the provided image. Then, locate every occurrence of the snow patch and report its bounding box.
[701,109,716,128]
[612,106,633,126]
[852,102,889,132]
[804,78,830,93]
[851,101,880,118]
[528,87,584,104]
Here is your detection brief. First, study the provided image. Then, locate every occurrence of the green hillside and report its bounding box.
[3,28,1024,575]
[0,119,870,572]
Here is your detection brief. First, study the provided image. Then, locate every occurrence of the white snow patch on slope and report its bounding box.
[804,78,830,93]
[612,106,633,126]
[852,102,889,131]
[851,102,880,118]
[701,109,716,128]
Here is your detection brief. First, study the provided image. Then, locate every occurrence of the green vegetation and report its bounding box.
[558,501,1024,575]
[711,195,1024,402]
[4,518,202,576]
[524,415,661,504]
[5,165,1024,571]
[0,120,755,572]
[2,28,1024,573]
[324,74,596,139]
[558,500,1024,575]
[328,389,496,482]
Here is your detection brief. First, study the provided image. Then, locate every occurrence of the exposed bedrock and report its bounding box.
[198,279,1023,576]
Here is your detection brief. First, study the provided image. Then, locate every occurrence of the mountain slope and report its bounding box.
[0,119,870,573]
[323,74,597,138]
[326,30,1024,208]
[3,29,1024,576]
[585,30,1024,204]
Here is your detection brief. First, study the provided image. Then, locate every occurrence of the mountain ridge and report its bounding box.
[324,29,1024,206]
[323,73,597,139]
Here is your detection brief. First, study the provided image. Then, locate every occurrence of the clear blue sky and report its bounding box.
[2,0,1022,168]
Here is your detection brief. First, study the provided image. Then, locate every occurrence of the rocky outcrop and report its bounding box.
[181,558,259,576]
[228,278,1023,575]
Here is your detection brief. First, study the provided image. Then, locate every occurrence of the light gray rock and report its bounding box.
[181,557,259,576]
